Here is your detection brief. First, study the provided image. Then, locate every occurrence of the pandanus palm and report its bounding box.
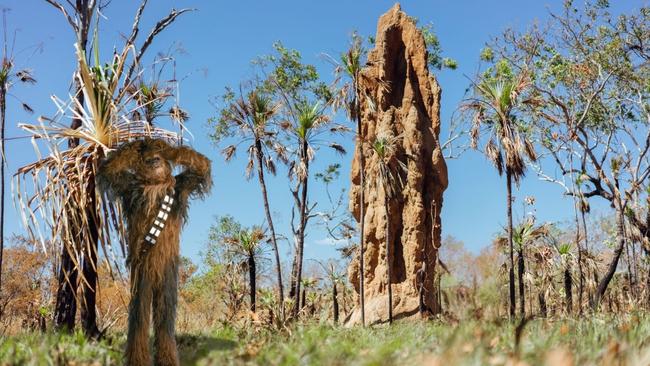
[287,101,321,316]
[317,259,345,324]
[496,218,550,316]
[217,87,287,320]
[464,71,537,318]
[221,226,266,313]
[15,42,177,333]
[284,100,346,317]
[126,81,171,124]
[557,242,575,314]
[334,32,374,326]
[369,131,405,324]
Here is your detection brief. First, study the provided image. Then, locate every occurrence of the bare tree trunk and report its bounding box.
[384,191,393,324]
[507,171,516,318]
[517,249,525,317]
[254,140,283,319]
[593,200,626,309]
[0,83,6,301]
[248,255,256,312]
[356,108,366,327]
[292,140,309,317]
[646,252,650,308]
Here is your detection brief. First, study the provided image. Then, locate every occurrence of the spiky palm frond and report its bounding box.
[222,225,267,259]
[330,32,388,123]
[217,86,284,179]
[338,32,365,122]
[369,130,406,198]
[494,219,551,253]
[169,105,189,124]
[294,101,325,140]
[462,71,536,184]
[281,100,343,183]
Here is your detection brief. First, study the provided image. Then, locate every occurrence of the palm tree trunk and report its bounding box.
[356,108,366,327]
[254,140,284,319]
[646,253,650,308]
[581,209,589,252]
[517,248,525,317]
[80,167,100,338]
[581,209,590,309]
[506,171,516,318]
[289,255,298,298]
[248,254,256,312]
[55,242,78,331]
[418,267,426,315]
[538,291,547,318]
[332,282,339,324]
[437,272,442,313]
[0,83,6,302]
[384,190,393,324]
[592,199,626,309]
[574,206,584,315]
[564,265,572,314]
[631,239,639,297]
[577,247,584,314]
[80,235,99,336]
[292,140,309,317]
[55,67,88,332]
[54,3,93,334]
[590,268,599,306]
[625,240,634,298]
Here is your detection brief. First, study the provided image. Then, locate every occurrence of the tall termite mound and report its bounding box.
[347,3,448,325]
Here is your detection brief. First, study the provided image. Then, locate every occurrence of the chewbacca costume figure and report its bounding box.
[97,139,211,366]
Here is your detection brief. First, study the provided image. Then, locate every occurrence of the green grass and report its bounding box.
[0,330,123,365]
[2,314,650,365]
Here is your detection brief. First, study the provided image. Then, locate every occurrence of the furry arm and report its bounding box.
[96,140,143,198]
[165,145,212,200]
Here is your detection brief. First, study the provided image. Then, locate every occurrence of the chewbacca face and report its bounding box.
[140,151,172,184]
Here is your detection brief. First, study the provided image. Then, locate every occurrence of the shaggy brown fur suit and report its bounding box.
[97,139,211,366]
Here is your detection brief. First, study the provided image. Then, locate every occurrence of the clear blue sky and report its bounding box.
[3,1,645,268]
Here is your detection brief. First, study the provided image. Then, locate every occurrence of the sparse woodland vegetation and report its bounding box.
[0,1,649,365]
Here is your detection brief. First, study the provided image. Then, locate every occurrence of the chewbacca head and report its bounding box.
[141,150,172,184]
[135,139,174,185]
[101,138,175,186]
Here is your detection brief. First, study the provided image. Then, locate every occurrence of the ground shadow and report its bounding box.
[177,334,237,365]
